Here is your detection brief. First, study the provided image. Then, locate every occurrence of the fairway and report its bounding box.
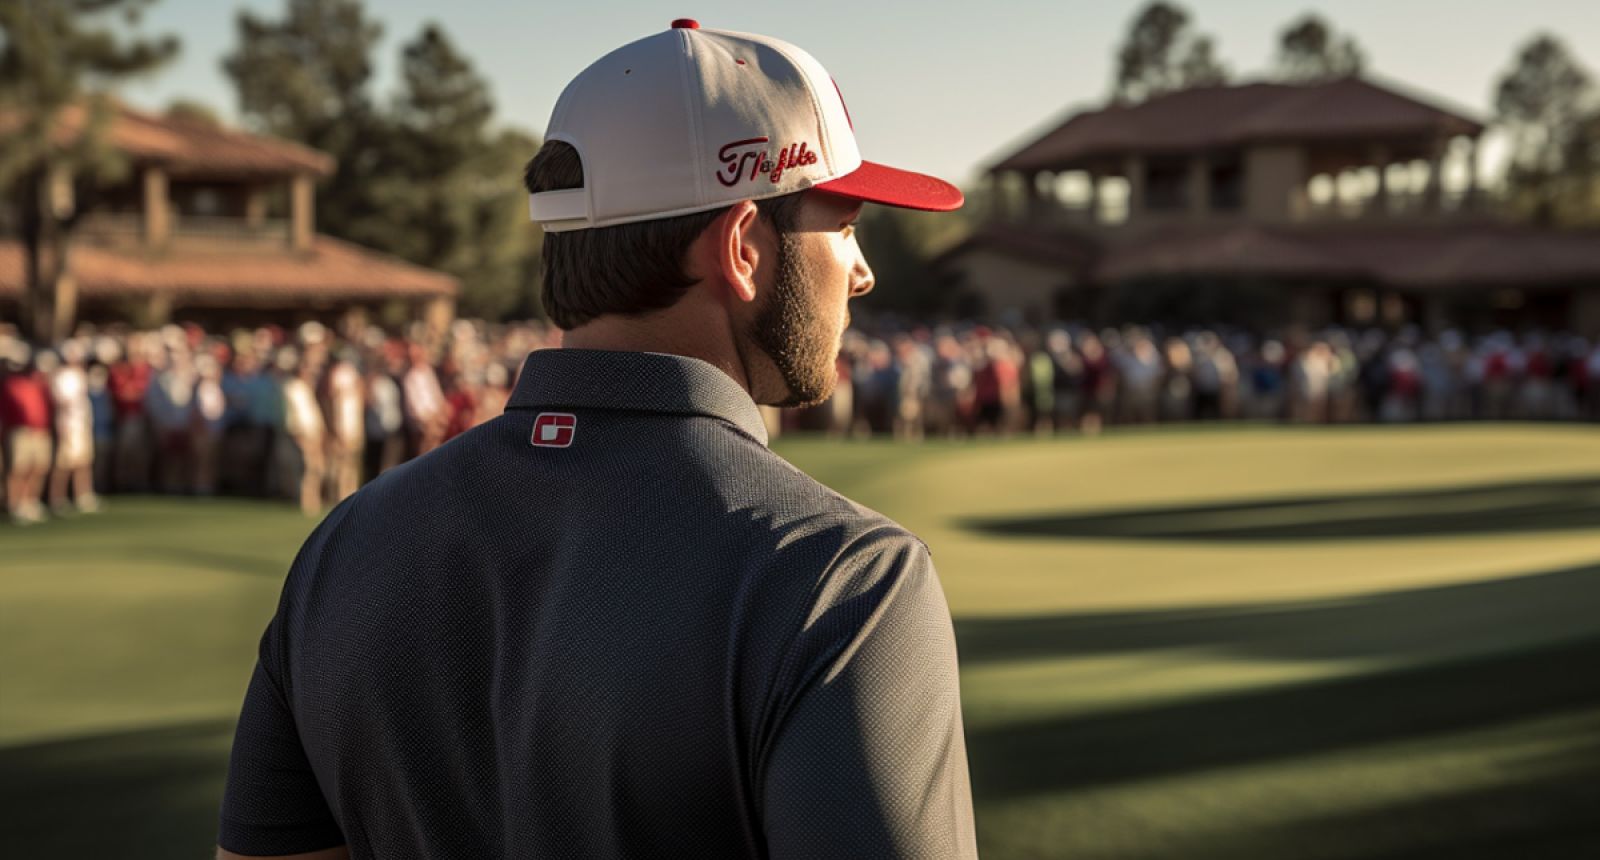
[3,424,1599,858]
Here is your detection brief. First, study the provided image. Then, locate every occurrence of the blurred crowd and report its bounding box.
[3,318,1598,524]
[789,322,1600,438]
[0,320,558,524]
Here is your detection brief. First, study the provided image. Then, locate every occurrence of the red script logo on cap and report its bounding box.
[530,412,576,448]
[716,137,818,187]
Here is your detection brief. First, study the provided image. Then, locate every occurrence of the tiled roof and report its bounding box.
[0,235,457,303]
[0,99,334,178]
[1099,223,1600,288]
[994,78,1484,172]
[940,222,1600,290]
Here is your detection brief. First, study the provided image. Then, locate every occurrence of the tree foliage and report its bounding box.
[855,205,973,315]
[378,26,537,320]
[0,0,178,342]
[224,1,541,320]
[222,0,388,250]
[1274,14,1365,83]
[1111,1,1228,103]
[222,0,381,145]
[1493,34,1599,225]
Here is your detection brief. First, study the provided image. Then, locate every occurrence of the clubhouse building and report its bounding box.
[939,77,1600,335]
[1,102,458,338]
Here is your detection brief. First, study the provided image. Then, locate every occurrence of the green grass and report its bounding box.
[3,424,1599,858]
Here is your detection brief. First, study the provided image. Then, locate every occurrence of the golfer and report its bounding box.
[219,20,977,859]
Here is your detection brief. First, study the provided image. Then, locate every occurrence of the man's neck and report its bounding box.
[559,307,753,398]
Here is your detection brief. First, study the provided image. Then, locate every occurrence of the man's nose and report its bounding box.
[849,254,875,298]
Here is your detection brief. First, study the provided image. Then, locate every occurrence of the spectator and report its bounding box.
[45,342,99,514]
[145,343,196,494]
[279,349,327,516]
[108,335,153,492]
[403,342,448,457]
[87,361,115,495]
[323,349,366,503]
[193,352,228,495]
[365,349,406,481]
[3,346,53,524]
[1047,329,1084,432]
[6,316,1593,526]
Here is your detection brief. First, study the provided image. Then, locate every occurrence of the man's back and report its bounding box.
[220,349,976,858]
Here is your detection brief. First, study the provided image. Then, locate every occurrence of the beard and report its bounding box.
[746,232,843,409]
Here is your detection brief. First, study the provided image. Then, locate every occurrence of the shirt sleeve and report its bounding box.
[217,615,345,855]
[760,535,979,859]
[218,505,354,855]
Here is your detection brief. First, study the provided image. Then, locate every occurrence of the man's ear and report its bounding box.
[715,200,762,304]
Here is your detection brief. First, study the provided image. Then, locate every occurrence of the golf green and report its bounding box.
[3,424,1598,858]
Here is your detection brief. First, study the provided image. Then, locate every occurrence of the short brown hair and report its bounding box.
[525,140,804,329]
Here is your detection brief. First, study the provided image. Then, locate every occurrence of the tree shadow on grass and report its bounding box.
[954,561,1600,666]
[0,718,235,858]
[967,633,1600,805]
[959,475,1600,541]
[960,559,1600,856]
[1133,727,1600,860]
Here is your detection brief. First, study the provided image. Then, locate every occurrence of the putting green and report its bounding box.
[3,424,1598,858]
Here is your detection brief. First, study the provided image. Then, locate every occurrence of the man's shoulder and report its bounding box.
[708,435,930,566]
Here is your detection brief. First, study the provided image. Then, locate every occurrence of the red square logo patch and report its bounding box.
[530,412,576,448]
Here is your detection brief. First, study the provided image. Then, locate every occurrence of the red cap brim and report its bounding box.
[815,160,964,212]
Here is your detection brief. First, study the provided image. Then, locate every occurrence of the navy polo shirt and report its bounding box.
[219,348,977,858]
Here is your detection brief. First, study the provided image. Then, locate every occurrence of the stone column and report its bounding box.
[1186,156,1210,218]
[1423,144,1445,214]
[1085,169,1101,225]
[1464,136,1480,211]
[245,185,268,229]
[1370,146,1390,217]
[1027,170,1047,221]
[1123,155,1146,221]
[143,167,170,247]
[290,173,315,252]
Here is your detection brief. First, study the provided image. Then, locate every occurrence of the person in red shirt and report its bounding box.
[440,368,479,443]
[108,335,155,492]
[3,348,54,524]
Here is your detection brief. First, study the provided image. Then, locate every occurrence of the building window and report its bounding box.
[1209,158,1242,211]
[1144,158,1187,211]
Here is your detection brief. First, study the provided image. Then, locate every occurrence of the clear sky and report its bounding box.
[115,0,1599,186]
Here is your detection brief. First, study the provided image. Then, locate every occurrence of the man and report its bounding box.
[219,20,976,859]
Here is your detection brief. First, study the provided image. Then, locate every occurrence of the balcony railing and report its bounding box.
[76,212,294,251]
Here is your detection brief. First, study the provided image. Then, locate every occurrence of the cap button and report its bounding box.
[671,18,700,29]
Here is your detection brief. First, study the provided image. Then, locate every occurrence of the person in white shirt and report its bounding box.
[323,351,366,503]
[44,342,99,514]
[402,343,447,456]
[281,351,327,515]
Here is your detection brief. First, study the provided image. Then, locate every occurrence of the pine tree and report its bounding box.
[222,0,386,249]
[0,0,178,342]
[1111,2,1228,104]
[224,5,541,320]
[1494,34,1598,225]
[1275,14,1366,83]
[379,23,538,320]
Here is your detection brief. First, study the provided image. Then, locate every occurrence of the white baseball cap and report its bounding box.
[529,19,963,233]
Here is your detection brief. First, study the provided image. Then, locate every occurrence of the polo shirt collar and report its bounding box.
[506,348,769,447]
